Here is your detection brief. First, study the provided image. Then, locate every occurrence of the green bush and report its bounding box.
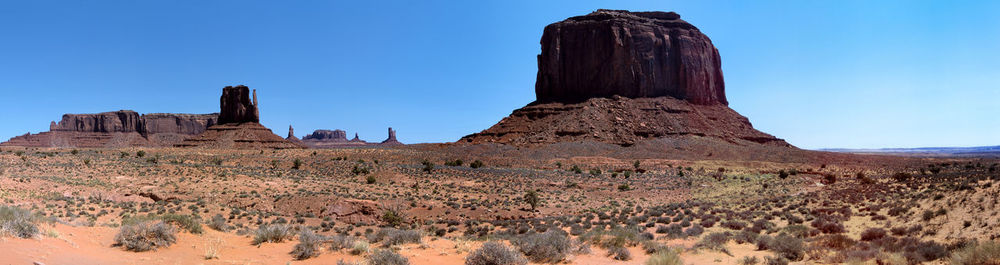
[470,160,484,169]
[524,190,540,211]
[466,241,527,265]
[367,175,377,184]
[114,221,176,252]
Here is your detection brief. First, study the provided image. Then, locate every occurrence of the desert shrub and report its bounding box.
[696,232,732,255]
[770,234,804,261]
[764,255,789,265]
[609,246,631,261]
[350,241,369,255]
[292,158,303,169]
[811,218,845,234]
[123,214,203,234]
[646,249,683,265]
[0,205,40,238]
[113,221,177,252]
[949,241,1000,265]
[470,160,484,169]
[757,235,774,250]
[892,172,911,182]
[445,159,464,167]
[875,252,908,265]
[523,190,540,211]
[465,241,527,265]
[733,230,759,244]
[368,249,410,265]
[512,230,572,263]
[814,234,855,250]
[329,235,356,251]
[739,256,760,265]
[778,170,789,179]
[382,208,406,227]
[208,214,229,232]
[421,160,434,173]
[903,241,948,263]
[641,240,665,254]
[860,228,887,241]
[370,228,421,245]
[684,225,705,237]
[721,220,746,231]
[252,224,294,245]
[291,230,325,260]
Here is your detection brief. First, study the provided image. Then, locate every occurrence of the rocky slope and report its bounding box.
[2,111,218,148]
[461,10,790,149]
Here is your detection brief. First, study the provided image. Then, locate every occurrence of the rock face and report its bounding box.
[217,85,260,124]
[535,10,726,105]
[177,86,304,149]
[2,110,218,148]
[461,10,788,148]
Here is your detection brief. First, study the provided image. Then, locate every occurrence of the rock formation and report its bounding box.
[303,130,348,142]
[2,110,218,148]
[461,10,788,147]
[301,127,403,148]
[217,85,260,124]
[177,86,304,149]
[535,10,726,105]
[286,125,303,144]
[380,127,402,146]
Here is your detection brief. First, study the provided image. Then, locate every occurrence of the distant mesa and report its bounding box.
[176,86,304,149]
[461,10,788,147]
[296,127,403,148]
[2,110,218,148]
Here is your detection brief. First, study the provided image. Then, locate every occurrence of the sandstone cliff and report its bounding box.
[535,10,726,105]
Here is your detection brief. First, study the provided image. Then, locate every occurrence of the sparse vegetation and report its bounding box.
[466,241,528,265]
[113,221,176,252]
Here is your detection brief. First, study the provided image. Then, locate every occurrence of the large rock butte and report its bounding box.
[177,86,303,149]
[2,110,218,148]
[218,85,260,124]
[461,10,788,147]
[535,10,726,105]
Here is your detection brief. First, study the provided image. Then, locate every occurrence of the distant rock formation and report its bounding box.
[217,85,260,124]
[380,127,402,146]
[2,110,217,148]
[286,125,303,144]
[535,10,726,105]
[461,10,789,147]
[303,130,348,142]
[177,86,303,149]
[300,127,403,148]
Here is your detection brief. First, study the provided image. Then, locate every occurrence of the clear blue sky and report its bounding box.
[1,1,997,149]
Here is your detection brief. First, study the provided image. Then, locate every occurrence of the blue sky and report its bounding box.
[0,1,997,149]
